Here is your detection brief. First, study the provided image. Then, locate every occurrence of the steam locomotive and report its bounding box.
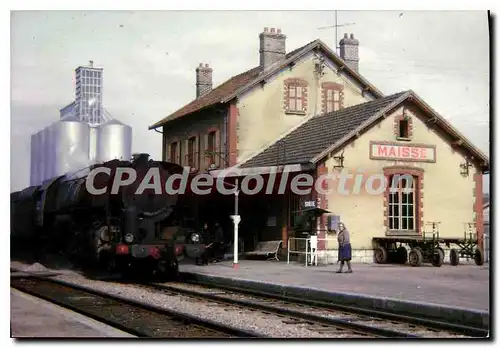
[10,153,205,279]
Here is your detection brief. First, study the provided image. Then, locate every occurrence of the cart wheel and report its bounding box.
[396,246,408,264]
[432,247,444,267]
[409,248,423,267]
[450,248,460,266]
[374,246,388,264]
[474,248,485,266]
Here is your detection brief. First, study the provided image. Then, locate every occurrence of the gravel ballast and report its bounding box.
[11,261,366,338]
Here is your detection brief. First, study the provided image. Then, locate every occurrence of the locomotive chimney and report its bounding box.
[132,153,150,164]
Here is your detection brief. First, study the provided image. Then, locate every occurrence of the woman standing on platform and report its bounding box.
[336,222,353,273]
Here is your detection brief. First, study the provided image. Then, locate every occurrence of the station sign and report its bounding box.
[304,200,316,208]
[370,141,436,163]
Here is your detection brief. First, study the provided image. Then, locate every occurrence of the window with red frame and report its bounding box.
[325,88,341,113]
[398,119,409,138]
[388,175,417,231]
[287,84,304,112]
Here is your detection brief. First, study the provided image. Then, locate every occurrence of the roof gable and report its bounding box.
[240,90,490,172]
[222,39,384,104]
[240,92,405,168]
[149,39,384,129]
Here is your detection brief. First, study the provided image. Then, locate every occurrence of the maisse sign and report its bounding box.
[369,141,436,163]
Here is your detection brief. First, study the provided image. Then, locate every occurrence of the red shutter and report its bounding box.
[214,130,221,168]
[194,135,200,169]
[184,139,189,167]
[203,133,209,170]
[177,142,181,164]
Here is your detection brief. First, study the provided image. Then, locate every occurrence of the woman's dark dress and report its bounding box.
[337,229,352,262]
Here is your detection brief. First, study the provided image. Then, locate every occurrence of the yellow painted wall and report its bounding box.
[236,52,373,163]
[323,105,477,249]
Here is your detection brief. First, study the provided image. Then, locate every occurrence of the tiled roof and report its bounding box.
[148,42,314,129]
[240,92,407,168]
[149,39,385,129]
[150,67,262,127]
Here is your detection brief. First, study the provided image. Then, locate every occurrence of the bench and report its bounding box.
[244,240,282,261]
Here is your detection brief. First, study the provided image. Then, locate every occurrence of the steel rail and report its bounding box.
[10,275,262,338]
[177,279,488,338]
[147,282,419,338]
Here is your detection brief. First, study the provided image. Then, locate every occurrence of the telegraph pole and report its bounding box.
[317,10,355,53]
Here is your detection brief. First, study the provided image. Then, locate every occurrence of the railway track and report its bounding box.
[10,267,488,338]
[10,275,260,338]
[146,281,487,338]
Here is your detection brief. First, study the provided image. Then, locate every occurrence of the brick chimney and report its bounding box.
[195,63,213,98]
[339,33,359,72]
[259,27,286,70]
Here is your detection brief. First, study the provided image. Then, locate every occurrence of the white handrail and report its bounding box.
[287,237,332,267]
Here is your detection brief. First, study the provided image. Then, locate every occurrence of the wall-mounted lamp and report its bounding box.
[460,158,473,177]
[333,151,345,169]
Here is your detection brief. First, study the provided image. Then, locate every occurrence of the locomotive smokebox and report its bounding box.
[123,205,138,243]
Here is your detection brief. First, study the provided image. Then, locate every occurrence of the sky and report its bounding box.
[10,10,490,192]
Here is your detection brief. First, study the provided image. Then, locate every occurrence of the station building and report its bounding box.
[149,28,489,263]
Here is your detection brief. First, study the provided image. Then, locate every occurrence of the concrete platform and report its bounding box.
[180,260,489,310]
[180,260,490,329]
[11,288,135,338]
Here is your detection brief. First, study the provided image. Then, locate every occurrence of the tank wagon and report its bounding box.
[11,153,205,279]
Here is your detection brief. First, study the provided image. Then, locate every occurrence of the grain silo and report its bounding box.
[29,116,91,186]
[95,119,132,162]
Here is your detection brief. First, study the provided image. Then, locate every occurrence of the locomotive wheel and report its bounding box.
[432,247,444,267]
[396,246,408,264]
[409,248,423,267]
[450,248,460,266]
[474,247,485,266]
[374,246,388,264]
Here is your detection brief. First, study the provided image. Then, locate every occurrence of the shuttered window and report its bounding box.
[207,131,216,166]
[187,136,199,169]
[170,142,178,164]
